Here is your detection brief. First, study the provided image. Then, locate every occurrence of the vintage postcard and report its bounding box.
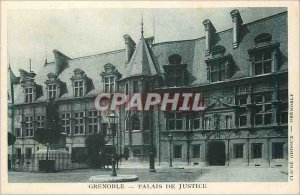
[1,1,299,194]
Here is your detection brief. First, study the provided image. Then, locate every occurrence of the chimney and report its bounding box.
[53,49,71,75]
[230,9,243,48]
[203,19,216,56]
[123,34,136,64]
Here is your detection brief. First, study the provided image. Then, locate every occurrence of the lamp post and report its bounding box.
[108,112,117,177]
[168,134,173,167]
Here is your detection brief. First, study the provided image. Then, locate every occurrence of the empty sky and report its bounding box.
[7,7,287,74]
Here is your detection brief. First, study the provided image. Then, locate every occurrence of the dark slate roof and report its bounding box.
[10,11,288,105]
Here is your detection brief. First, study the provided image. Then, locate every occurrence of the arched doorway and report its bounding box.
[207,141,226,166]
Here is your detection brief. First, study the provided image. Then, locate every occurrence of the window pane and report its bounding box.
[193,119,200,129]
[264,61,272,73]
[272,143,284,159]
[255,63,263,75]
[265,113,272,124]
[255,53,263,62]
[265,94,272,102]
[234,144,244,158]
[240,115,247,126]
[264,51,272,60]
[252,143,262,158]
[192,145,200,158]
[265,104,272,111]
[219,70,225,81]
[173,145,182,158]
[255,96,263,104]
[255,114,263,125]
[176,120,182,129]
[211,72,218,82]
[169,120,175,130]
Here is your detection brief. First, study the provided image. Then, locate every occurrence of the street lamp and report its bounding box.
[108,112,117,177]
[168,134,173,167]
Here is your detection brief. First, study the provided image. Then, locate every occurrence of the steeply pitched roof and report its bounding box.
[124,36,158,78]
[10,11,288,105]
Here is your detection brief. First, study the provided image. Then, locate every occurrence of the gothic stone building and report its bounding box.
[8,10,288,167]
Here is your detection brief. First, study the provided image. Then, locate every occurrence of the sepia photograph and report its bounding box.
[1,1,299,195]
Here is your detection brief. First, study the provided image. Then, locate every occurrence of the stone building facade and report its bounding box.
[8,10,288,167]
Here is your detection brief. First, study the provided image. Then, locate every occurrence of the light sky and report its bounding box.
[8,7,287,74]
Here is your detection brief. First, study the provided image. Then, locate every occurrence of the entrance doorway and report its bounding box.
[207,141,225,166]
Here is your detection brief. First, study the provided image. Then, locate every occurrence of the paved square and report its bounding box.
[8,166,287,183]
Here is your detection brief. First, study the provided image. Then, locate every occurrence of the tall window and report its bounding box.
[173,145,182,158]
[192,145,200,158]
[204,117,210,130]
[25,148,32,159]
[62,113,71,135]
[36,115,45,129]
[255,94,272,125]
[25,88,33,103]
[167,113,183,130]
[74,111,84,135]
[74,81,84,97]
[210,62,225,82]
[280,92,288,124]
[133,81,139,93]
[239,96,247,127]
[132,116,140,130]
[272,142,284,159]
[254,50,272,75]
[88,111,99,134]
[252,143,262,159]
[25,116,34,137]
[104,76,115,93]
[193,115,200,130]
[48,84,57,99]
[234,144,244,158]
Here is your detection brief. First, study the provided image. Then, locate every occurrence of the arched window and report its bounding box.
[254,33,272,46]
[168,54,182,65]
[131,116,140,130]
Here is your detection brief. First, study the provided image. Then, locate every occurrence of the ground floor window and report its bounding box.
[251,143,262,159]
[233,144,244,158]
[25,148,32,159]
[173,145,182,159]
[192,145,200,158]
[272,142,284,159]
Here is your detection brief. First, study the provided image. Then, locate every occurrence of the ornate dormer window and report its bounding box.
[21,75,36,103]
[71,68,88,97]
[45,73,60,99]
[205,46,234,83]
[248,33,280,76]
[164,54,187,87]
[100,63,121,93]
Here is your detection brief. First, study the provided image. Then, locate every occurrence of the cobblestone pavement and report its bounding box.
[8,166,287,183]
